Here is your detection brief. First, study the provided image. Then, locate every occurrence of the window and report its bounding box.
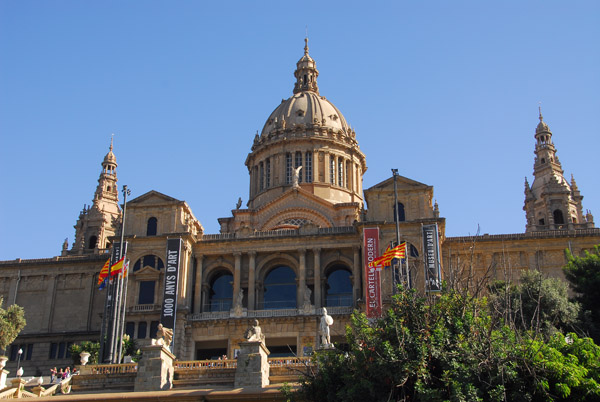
[393,203,406,222]
[10,344,33,361]
[133,255,164,272]
[209,272,233,312]
[259,162,264,190]
[539,218,545,226]
[338,158,344,187]
[266,158,271,187]
[286,153,292,184]
[138,281,156,304]
[138,322,147,339]
[325,268,353,307]
[262,266,296,309]
[125,322,135,338]
[146,217,158,236]
[330,157,336,185]
[49,343,57,359]
[88,235,97,249]
[305,152,312,183]
[295,152,303,183]
[553,209,565,225]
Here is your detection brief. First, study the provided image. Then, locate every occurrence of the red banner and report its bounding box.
[363,227,382,318]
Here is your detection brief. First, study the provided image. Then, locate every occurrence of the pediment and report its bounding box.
[133,265,162,279]
[128,190,181,206]
[365,175,431,193]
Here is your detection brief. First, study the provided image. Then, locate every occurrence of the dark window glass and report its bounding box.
[150,321,160,339]
[326,268,353,307]
[88,235,97,249]
[393,203,406,222]
[49,343,57,359]
[65,342,72,359]
[263,266,296,309]
[133,255,164,272]
[125,322,135,338]
[26,344,33,360]
[553,209,565,225]
[58,342,66,359]
[209,272,233,312]
[139,281,156,304]
[138,322,147,339]
[9,345,19,361]
[147,217,158,236]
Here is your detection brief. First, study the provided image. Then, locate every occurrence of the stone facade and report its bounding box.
[0,40,597,379]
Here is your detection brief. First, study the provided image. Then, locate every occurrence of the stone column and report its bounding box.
[353,247,361,306]
[234,341,270,389]
[233,253,242,305]
[313,248,321,308]
[134,344,175,392]
[193,255,204,313]
[248,252,256,310]
[297,249,306,307]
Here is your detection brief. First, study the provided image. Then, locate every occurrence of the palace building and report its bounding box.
[0,39,597,377]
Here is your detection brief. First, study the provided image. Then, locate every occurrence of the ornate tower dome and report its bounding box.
[245,39,367,213]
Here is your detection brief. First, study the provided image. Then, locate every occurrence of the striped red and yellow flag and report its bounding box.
[97,259,110,285]
[368,242,407,268]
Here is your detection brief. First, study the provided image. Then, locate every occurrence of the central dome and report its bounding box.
[245,38,367,213]
[260,91,350,138]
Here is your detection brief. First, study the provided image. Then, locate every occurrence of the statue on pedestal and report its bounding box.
[292,166,302,188]
[244,319,265,343]
[319,308,334,348]
[156,324,173,347]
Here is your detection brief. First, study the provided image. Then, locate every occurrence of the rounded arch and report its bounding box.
[553,209,565,225]
[207,269,234,312]
[146,217,158,236]
[260,208,332,231]
[256,253,298,282]
[324,264,353,307]
[203,261,235,284]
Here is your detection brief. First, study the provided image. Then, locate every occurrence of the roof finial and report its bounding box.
[110,133,114,151]
[538,102,543,122]
[304,36,309,56]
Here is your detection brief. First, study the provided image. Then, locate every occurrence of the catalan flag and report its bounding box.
[368,242,407,269]
[97,259,110,285]
[109,257,125,277]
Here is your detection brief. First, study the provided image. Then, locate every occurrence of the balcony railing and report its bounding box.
[201,226,356,241]
[188,306,354,321]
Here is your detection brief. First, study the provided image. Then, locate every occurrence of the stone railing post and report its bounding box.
[134,344,175,392]
[234,341,270,388]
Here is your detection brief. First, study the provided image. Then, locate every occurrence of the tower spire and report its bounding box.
[293,38,319,94]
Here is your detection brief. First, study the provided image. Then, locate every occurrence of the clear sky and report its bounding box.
[1,1,598,260]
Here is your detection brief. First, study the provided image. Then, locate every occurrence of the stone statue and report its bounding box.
[62,238,68,251]
[303,286,312,308]
[236,197,242,209]
[292,166,302,188]
[236,288,244,307]
[156,324,173,347]
[319,308,334,347]
[243,319,265,343]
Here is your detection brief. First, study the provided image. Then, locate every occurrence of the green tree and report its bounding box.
[0,297,26,355]
[488,270,580,339]
[564,246,600,343]
[297,287,600,402]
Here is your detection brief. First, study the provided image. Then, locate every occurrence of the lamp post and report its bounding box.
[16,348,23,374]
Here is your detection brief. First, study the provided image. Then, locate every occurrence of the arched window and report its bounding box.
[325,267,353,307]
[393,203,406,222]
[88,236,97,249]
[553,209,565,225]
[146,217,158,236]
[263,266,296,309]
[133,255,164,272]
[209,272,233,312]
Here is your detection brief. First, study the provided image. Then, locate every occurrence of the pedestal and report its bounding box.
[134,344,175,392]
[10,378,26,398]
[234,341,270,389]
[0,369,8,390]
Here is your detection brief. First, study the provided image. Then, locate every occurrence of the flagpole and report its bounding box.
[391,169,401,293]
[117,259,130,363]
[112,185,130,363]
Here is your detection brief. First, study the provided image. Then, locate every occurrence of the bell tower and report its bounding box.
[524,109,594,231]
[68,138,122,254]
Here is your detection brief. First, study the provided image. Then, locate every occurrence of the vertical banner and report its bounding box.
[363,228,382,318]
[161,238,182,332]
[423,224,442,292]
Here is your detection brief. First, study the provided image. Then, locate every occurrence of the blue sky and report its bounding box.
[1,1,598,260]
